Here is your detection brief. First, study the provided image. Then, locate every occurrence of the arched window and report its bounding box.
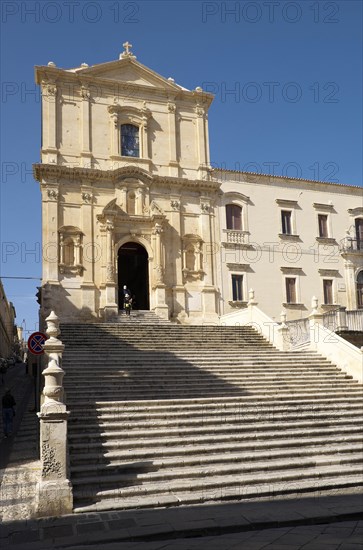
[121,124,139,157]
[226,204,242,230]
[357,271,363,308]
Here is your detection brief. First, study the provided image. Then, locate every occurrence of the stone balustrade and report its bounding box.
[35,311,73,517]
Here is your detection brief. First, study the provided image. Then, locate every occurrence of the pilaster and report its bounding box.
[42,185,59,284]
[343,259,357,310]
[80,84,92,167]
[42,80,58,163]
[80,187,96,312]
[167,102,179,177]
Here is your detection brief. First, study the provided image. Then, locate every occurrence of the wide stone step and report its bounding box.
[68,417,363,443]
[63,359,336,367]
[64,376,353,390]
[70,433,363,464]
[71,452,363,490]
[72,473,363,513]
[68,409,363,430]
[69,401,363,422]
[69,424,363,453]
[70,441,363,476]
[64,383,362,398]
[64,369,350,378]
[72,463,363,503]
[68,394,363,412]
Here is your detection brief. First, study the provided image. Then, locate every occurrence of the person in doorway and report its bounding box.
[124,294,132,316]
[2,388,16,438]
[122,285,131,314]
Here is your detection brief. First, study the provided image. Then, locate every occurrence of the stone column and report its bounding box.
[36,311,73,517]
[153,223,169,319]
[104,221,118,319]
[169,198,186,321]
[43,187,59,284]
[81,189,96,315]
[200,199,218,320]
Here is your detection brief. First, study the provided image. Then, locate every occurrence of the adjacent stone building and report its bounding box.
[0,279,17,360]
[33,44,363,324]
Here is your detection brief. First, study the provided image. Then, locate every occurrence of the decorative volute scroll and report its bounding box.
[182,234,204,282]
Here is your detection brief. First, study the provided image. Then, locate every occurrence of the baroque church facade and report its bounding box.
[33,44,363,324]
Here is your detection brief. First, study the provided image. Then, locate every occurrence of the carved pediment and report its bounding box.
[71,58,185,92]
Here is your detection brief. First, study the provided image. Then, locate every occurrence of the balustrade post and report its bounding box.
[336,306,348,332]
[35,311,73,517]
[276,310,290,351]
[308,296,324,350]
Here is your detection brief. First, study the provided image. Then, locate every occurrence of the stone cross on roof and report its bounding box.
[120,41,136,59]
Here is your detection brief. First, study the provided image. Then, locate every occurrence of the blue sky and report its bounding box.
[0,0,362,337]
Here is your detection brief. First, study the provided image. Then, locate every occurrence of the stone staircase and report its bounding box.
[60,323,363,514]
[111,310,171,325]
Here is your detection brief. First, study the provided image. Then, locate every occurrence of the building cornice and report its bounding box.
[215,169,362,192]
[34,65,214,106]
[33,164,221,193]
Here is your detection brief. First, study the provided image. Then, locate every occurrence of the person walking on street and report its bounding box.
[2,388,16,438]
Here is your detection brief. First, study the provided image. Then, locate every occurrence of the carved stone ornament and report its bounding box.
[167,102,176,113]
[80,85,91,100]
[195,104,205,117]
[201,202,210,213]
[153,223,163,235]
[47,189,58,200]
[170,200,180,210]
[107,104,119,127]
[42,80,57,96]
[42,443,62,478]
[82,192,92,203]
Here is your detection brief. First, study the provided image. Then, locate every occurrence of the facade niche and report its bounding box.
[182,234,204,282]
[59,226,84,275]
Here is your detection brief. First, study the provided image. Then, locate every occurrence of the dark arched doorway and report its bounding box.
[118,242,149,310]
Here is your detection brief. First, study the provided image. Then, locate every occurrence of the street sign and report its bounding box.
[28,332,47,355]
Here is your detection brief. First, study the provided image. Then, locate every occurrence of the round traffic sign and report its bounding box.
[28,332,47,355]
